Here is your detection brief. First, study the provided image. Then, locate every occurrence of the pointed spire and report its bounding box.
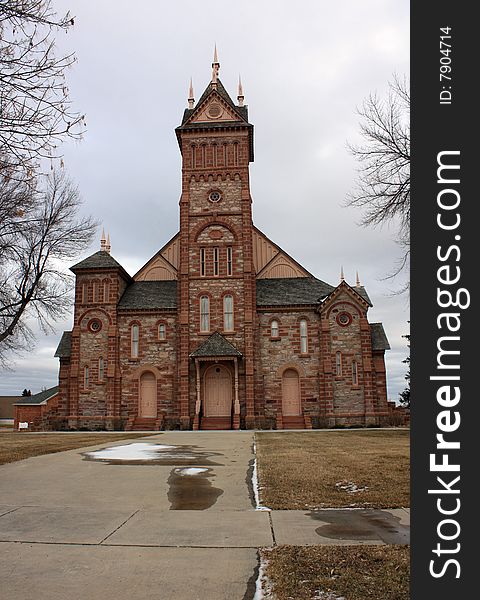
[211,44,220,86]
[340,266,345,283]
[237,75,244,107]
[100,228,106,251]
[188,77,195,109]
[105,233,111,254]
[356,271,361,287]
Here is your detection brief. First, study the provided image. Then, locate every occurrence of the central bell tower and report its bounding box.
[174,49,257,428]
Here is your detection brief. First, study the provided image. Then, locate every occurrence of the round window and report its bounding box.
[336,312,352,327]
[207,103,222,118]
[208,190,222,203]
[88,319,102,333]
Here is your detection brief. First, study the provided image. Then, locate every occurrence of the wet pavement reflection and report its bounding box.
[167,468,224,510]
[309,509,410,544]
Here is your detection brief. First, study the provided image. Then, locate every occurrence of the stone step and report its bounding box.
[200,417,232,430]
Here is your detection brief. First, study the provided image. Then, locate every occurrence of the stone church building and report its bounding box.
[31,56,392,431]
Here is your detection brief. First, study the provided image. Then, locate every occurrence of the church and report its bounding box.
[21,53,393,431]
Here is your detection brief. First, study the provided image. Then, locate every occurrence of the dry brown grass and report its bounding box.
[261,545,409,600]
[0,432,158,465]
[256,430,409,509]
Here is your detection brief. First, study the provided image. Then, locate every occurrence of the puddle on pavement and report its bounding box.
[82,442,224,466]
[309,509,410,544]
[167,467,223,510]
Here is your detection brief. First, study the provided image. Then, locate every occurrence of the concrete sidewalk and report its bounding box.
[0,431,409,599]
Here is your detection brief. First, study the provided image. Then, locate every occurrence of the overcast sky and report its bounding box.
[0,0,410,399]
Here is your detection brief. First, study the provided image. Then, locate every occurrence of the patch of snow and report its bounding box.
[253,555,273,600]
[252,438,271,511]
[174,467,208,476]
[85,442,176,461]
[335,480,368,494]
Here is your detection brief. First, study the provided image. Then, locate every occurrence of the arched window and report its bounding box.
[191,145,196,167]
[212,143,218,167]
[131,324,139,358]
[299,319,308,354]
[93,281,99,303]
[201,144,206,167]
[352,360,358,385]
[233,142,239,166]
[200,296,210,332]
[158,323,166,340]
[103,281,109,303]
[271,320,279,338]
[223,143,228,165]
[81,283,88,304]
[200,248,206,276]
[98,357,105,382]
[223,295,234,331]
[84,366,89,389]
[336,351,342,376]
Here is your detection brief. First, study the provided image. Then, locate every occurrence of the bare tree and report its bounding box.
[348,75,410,280]
[0,169,96,366]
[0,0,85,179]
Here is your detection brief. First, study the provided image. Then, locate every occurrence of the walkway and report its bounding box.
[0,431,409,599]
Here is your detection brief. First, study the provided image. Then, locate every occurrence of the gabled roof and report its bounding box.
[370,323,391,351]
[180,79,248,126]
[55,331,72,358]
[14,386,59,406]
[70,251,131,281]
[175,78,254,161]
[118,281,177,310]
[190,332,242,358]
[319,280,373,311]
[256,277,334,307]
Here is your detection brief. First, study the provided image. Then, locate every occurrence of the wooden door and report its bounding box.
[139,372,157,417]
[282,369,301,416]
[204,365,232,417]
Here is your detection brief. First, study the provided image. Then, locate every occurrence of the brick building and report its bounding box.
[41,56,391,431]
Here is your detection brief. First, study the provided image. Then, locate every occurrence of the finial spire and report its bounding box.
[237,75,244,106]
[211,44,220,86]
[100,228,106,251]
[188,77,194,109]
[106,233,111,254]
[340,266,345,283]
[356,271,361,287]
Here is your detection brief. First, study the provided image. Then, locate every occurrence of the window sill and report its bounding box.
[299,353,311,358]
[270,336,281,341]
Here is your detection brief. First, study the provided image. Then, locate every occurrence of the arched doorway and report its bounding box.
[282,369,301,416]
[139,371,157,417]
[204,364,232,417]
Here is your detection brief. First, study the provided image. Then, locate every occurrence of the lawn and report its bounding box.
[255,430,409,509]
[260,545,409,600]
[0,432,158,465]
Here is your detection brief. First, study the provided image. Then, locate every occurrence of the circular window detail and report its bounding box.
[207,103,222,118]
[88,318,102,333]
[336,312,352,327]
[208,190,222,203]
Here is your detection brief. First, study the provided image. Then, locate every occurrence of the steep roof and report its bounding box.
[118,281,177,310]
[190,332,242,358]
[370,323,390,351]
[180,79,248,126]
[175,78,254,161]
[14,386,59,405]
[256,277,334,307]
[70,251,131,281]
[55,331,72,358]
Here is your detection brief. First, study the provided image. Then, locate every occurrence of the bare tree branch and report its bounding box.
[0,168,97,366]
[0,0,85,180]
[347,75,410,286]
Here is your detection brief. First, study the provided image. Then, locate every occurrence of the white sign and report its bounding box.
[18,422,29,429]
